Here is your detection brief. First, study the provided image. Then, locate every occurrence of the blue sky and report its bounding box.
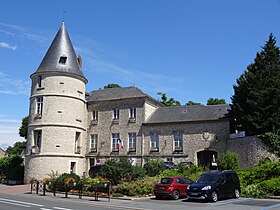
[1,0,280,148]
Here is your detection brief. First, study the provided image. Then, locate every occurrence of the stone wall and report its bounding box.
[211,136,278,167]
[142,120,230,164]
[86,98,155,170]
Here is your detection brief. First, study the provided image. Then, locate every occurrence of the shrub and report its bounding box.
[144,159,164,176]
[115,176,158,196]
[260,131,280,156]
[100,158,146,185]
[53,173,80,192]
[159,169,183,177]
[259,177,280,196]
[217,150,239,171]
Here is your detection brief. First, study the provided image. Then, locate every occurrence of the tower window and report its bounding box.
[59,56,67,65]
[38,75,42,88]
[36,97,43,115]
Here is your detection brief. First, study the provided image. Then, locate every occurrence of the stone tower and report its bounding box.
[24,22,88,181]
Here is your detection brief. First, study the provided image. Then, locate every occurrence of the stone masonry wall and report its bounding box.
[142,120,230,164]
[211,136,278,167]
[86,98,151,170]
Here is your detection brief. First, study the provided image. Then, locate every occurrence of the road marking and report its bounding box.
[210,198,252,206]
[53,207,74,210]
[0,200,31,208]
[0,197,44,207]
[40,208,53,210]
[262,203,280,210]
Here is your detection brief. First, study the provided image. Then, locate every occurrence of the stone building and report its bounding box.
[0,148,6,158]
[24,22,271,181]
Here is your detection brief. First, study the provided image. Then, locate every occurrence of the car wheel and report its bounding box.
[172,190,180,200]
[234,189,240,198]
[210,191,218,202]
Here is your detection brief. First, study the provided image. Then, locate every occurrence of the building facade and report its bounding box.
[24,23,233,181]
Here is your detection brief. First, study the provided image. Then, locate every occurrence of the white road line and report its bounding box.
[0,197,44,207]
[40,208,53,210]
[0,200,31,208]
[210,198,252,206]
[262,203,280,210]
[53,207,74,210]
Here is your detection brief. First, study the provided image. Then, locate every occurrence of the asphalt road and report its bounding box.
[0,192,280,210]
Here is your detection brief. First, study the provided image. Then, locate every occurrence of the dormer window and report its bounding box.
[59,56,67,65]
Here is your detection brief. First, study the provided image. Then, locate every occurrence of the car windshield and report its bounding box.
[196,173,219,184]
[159,178,173,184]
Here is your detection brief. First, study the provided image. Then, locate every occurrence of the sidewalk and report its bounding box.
[0,184,30,195]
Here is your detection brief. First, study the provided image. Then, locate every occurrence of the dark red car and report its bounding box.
[153,176,193,200]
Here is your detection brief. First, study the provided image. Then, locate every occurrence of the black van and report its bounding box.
[187,170,240,202]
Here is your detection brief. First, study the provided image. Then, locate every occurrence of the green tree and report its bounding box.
[0,155,24,181]
[231,34,280,135]
[100,157,134,185]
[103,83,121,89]
[217,151,239,171]
[144,158,164,176]
[157,92,181,106]
[186,101,202,106]
[19,116,28,139]
[5,141,26,156]
[260,131,280,156]
[207,98,226,105]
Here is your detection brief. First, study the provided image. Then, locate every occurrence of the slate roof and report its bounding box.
[145,104,230,124]
[87,86,152,102]
[32,22,87,82]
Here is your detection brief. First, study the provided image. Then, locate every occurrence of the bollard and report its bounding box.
[108,182,111,202]
[43,183,46,196]
[36,181,39,194]
[95,184,98,201]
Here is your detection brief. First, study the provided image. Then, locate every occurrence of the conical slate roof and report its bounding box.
[33,22,87,82]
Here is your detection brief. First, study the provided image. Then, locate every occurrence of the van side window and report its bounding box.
[225,173,233,182]
[219,175,226,184]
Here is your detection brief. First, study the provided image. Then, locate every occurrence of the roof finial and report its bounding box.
[62,10,67,22]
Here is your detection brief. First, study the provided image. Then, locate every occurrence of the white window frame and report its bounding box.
[173,131,183,151]
[113,108,119,120]
[130,107,136,119]
[112,133,120,149]
[128,132,136,150]
[90,134,98,151]
[150,132,159,150]
[37,97,43,115]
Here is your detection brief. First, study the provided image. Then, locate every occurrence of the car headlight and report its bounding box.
[187,185,190,190]
[202,185,211,190]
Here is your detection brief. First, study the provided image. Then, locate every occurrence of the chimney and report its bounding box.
[77,55,82,70]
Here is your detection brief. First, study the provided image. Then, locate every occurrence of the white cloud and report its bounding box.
[0,42,17,50]
[0,123,24,149]
[0,71,30,95]
[0,22,50,46]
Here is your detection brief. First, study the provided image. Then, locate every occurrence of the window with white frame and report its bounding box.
[173,131,183,151]
[128,132,136,150]
[130,107,136,119]
[113,108,119,120]
[150,132,159,150]
[75,132,81,154]
[36,97,43,115]
[33,130,42,153]
[112,133,120,150]
[92,110,98,121]
[90,134,98,151]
